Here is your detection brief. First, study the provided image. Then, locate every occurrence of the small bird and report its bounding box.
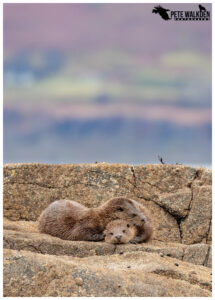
[199,4,206,11]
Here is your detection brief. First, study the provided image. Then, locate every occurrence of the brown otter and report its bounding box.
[38,197,147,241]
[129,202,153,243]
[104,219,137,244]
[104,203,153,244]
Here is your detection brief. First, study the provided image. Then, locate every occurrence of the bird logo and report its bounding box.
[199,4,206,12]
[152,5,170,20]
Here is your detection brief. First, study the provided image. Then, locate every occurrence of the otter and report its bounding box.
[38,197,147,242]
[104,203,153,244]
[129,202,153,243]
[104,219,137,244]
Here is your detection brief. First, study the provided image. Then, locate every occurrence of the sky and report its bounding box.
[3,3,212,167]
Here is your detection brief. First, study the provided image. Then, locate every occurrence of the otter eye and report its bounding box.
[122,230,126,233]
[118,207,124,211]
[132,214,137,217]
[110,232,113,235]
[127,224,130,228]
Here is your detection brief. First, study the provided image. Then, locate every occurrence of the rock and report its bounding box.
[4,163,209,243]
[195,168,212,186]
[116,240,185,261]
[75,277,83,286]
[3,218,38,233]
[133,164,197,196]
[183,244,210,266]
[205,247,212,268]
[3,249,211,297]
[4,163,136,221]
[131,199,181,243]
[3,219,210,267]
[207,222,212,244]
[3,163,212,245]
[3,229,115,258]
[181,185,212,244]
[3,163,212,297]
[155,188,192,218]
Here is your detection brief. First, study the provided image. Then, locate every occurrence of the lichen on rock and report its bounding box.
[3,163,212,297]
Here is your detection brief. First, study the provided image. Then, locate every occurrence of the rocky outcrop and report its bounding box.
[3,163,212,244]
[3,247,212,297]
[3,218,212,267]
[3,163,212,296]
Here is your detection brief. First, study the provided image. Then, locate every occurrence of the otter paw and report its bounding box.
[91,233,105,241]
[129,240,138,244]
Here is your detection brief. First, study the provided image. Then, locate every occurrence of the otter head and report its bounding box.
[104,219,136,244]
[109,197,146,225]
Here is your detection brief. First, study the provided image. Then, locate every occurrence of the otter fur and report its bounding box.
[129,202,153,243]
[104,219,137,244]
[38,197,147,242]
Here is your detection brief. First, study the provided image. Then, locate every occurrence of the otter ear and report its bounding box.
[127,224,130,228]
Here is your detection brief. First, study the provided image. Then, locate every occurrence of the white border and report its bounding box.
[1,1,213,299]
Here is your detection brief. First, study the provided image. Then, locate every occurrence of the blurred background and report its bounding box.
[3,3,211,167]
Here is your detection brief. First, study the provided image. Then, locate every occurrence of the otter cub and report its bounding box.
[104,219,137,244]
[38,197,147,242]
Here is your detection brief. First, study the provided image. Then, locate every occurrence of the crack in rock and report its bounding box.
[20,244,43,254]
[203,246,210,267]
[175,217,184,243]
[206,219,211,244]
[176,170,198,243]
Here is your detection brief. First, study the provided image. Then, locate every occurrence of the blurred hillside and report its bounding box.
[3,3,212,166]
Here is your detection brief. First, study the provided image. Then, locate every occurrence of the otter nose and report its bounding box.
[116,234,122,241]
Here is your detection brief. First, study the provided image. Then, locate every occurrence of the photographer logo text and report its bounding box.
[152,5,210,21]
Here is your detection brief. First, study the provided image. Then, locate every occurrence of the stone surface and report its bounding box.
[206,247,212,268]
[4,163,136,221]
[133,164,197,196]
[3,249,211,297]
[130,198,181,243]
[155,188,192,218]
[183,244,210,266]
[3,218,211,267]
[181,185,212,244]
[3,163,212,244]
[195,168,212,186]
[3,229,115,258]
[207,222,212,244]
[3,218,39,233]
[3,163,212,297]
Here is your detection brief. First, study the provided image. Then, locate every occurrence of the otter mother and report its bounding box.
[38,197,147,241]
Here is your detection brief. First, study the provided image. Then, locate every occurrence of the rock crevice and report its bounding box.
[3,163,212,297]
